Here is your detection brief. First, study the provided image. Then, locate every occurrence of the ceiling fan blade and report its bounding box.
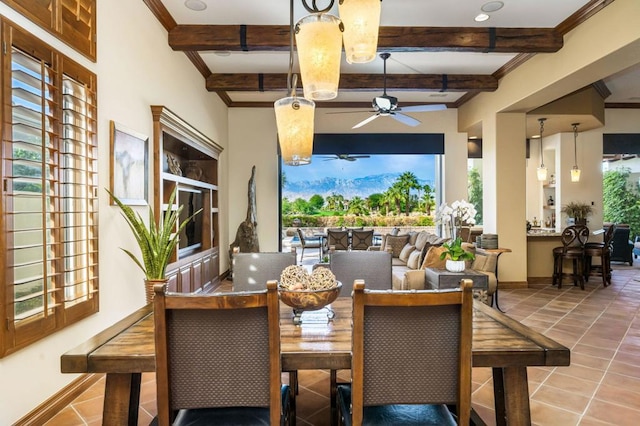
[399,104,447,113]
[392,113,421,127]
[349,155,371,159]
[353,114,380,129]
[325,110,375,115]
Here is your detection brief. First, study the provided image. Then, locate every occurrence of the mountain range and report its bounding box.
[283,173,434,200]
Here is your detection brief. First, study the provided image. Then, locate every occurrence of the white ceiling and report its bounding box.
[153,0,639,133]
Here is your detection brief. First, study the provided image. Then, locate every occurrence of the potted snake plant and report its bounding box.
[107,187,201,303]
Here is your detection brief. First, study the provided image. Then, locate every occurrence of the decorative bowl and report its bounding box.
[279,282,342,311]
[279,282,342,324]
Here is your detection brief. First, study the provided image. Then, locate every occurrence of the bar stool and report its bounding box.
[552,225,590,290]
[584,224,616,287]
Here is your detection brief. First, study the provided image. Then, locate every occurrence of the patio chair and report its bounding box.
[153,281,290,426]
[327,229,350,251]
[232,252,296,291]
[350,229,374,250]
[337,280,473,425]
[297,228,325,261]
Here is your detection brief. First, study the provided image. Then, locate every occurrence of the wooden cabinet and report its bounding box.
[151,106,223,293]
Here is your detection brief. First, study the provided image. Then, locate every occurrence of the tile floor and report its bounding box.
[44,259,640,426]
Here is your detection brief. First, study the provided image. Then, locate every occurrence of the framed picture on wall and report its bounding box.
[109,120,149,205]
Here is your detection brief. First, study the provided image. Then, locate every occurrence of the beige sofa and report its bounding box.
[371,230,498,300]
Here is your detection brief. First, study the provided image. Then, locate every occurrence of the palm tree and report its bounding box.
[386,186,403,215]
[422,184,435,215]
[347,196,368,216]
[395,172,421,215]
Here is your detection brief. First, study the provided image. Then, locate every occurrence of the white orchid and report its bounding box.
[435,199,477,238]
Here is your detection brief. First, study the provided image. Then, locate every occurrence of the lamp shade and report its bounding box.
[295,13,342,100]
[339,0,381,64]
[537,165,548,182]
[274,96,316,166]
[571,167,581,182]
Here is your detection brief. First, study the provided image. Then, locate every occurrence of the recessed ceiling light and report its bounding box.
[184,0,207,11]
[475,13,490,22]
[481,1,504,13]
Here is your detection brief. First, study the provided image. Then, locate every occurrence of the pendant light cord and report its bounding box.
[573,123,579,167]
[287,0,296,96]
[539,118,546,167]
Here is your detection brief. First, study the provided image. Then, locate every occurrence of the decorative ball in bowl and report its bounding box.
[278,265,340,323]
[279,282,342,311]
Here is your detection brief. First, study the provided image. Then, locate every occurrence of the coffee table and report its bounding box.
[425,267,489,302]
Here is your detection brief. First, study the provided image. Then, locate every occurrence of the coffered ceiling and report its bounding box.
[143,0,638,136]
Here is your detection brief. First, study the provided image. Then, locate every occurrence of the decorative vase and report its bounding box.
[445,259,466,273]
[144,278,169,305]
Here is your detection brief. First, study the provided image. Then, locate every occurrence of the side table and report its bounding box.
[481,248,511,312]
[425,267,489,303]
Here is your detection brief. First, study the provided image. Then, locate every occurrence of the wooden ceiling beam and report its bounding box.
[206,73,498,92]
[170,25,562,53]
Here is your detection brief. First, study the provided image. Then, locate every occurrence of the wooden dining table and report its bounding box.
[61,298,569,426]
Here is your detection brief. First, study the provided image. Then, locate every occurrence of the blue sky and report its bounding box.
[284,154,436,182]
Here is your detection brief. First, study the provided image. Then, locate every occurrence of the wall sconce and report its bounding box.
[339,0,382,64]
[275,0,316,166]
[537,118,548,181]
[571,123,581,182]
[296,1,343,100]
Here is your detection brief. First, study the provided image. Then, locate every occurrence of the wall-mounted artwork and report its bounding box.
[109,120,149,205]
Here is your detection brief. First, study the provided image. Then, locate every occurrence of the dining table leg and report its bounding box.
[493,366,531,426]
[102,372,141,426]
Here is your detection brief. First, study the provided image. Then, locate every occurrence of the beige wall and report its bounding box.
[0,0,228,423]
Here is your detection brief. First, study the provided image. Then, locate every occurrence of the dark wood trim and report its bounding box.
[556,0,616,36]
[605,102,640,109]
[13,374,103,426]
[141,0,177,31]
[493,53,536,81]
[215,90,233,107]
[183,50,211,79]
[206,73,498,93]
[169,25,562,53]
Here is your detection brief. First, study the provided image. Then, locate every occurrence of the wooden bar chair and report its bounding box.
[552,225,590,290]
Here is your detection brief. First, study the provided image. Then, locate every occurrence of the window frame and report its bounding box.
[0,18,99,357]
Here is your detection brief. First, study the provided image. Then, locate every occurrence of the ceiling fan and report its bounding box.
[351,53,447,129]
[319,154,371,162]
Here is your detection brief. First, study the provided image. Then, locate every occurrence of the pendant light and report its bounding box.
[338,0,382,64]
[295,1,343,100]
[571,123,581,182]
[274,0,316,166]
[536,118,548,181]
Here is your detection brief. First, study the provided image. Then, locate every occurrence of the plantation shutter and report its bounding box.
[2,21,98,356]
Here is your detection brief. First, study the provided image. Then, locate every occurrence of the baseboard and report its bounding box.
[14,373,103,426]
[527,277,553,285]
[498,281,529,289]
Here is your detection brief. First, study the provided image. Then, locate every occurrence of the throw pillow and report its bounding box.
[420,246,448,269]
[414,231,431,251]
[407,250,421,269]
[399,243,416,262]
[407,231,419,246]
[385,235,410,258]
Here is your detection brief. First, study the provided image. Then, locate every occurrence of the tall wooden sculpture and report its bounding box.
[229,166,260,273]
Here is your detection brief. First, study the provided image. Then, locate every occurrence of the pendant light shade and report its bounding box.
[339,0,382,64]
[275,96,316,166]
[295,13,343,100]
[537,118,547,182]
[571,123,581,182]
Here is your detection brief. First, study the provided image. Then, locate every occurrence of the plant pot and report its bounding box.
[445,259,466,273]
[144,278,169,305]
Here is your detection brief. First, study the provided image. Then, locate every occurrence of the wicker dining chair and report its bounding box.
[153,282,290,426]
[337,280,473,425]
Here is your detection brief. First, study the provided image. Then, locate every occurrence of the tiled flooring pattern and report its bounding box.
[45,263,640,425]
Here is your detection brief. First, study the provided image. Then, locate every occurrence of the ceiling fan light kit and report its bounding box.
[339,0,382,64]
